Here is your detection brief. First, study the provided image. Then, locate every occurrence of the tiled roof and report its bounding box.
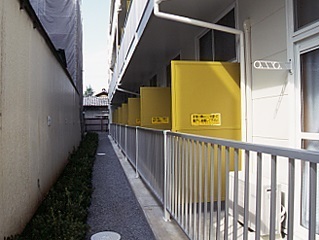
[83,96,108,106]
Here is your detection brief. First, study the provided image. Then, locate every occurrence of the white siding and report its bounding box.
[239,0,289,146]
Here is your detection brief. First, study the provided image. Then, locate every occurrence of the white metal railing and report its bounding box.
[110,124,164,203]
[110,123,319,240]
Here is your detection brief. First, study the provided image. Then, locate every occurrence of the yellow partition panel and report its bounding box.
[115,109,120,124]
[171,61,241,139]
[112,109,118,123]
[171,61,241,201]
[140,87,171,130]
[118,106,122,124]
[121,103,128,125]
[128,98,141,126]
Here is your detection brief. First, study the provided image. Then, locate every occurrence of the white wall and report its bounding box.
[238,0,293,233]
[238,0,289,146]
[0,1,81,237]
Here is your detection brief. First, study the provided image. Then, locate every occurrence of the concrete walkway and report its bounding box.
[86,133,187,240]
[86,133,156,239]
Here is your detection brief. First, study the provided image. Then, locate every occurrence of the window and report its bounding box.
[199,30,213,61]
[198,9,236,62]
[150,75,157,87]
[298,47,319,233]
[214,9,236,61]
[294,0,319,31]
[166,54,180,87]
[300,49,319,134]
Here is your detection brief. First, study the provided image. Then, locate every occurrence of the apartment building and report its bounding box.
[107,0,319,239]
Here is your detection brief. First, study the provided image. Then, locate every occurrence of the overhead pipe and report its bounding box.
[153,0,248,141]
[116,87,140,96]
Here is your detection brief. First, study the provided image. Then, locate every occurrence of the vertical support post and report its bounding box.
[287,158,295,240]
[163,130,171,221]
[270,155,277,239]
[135,127,139,178]
[233,148,239,240]
[309,162,317,240]
[224,147,230,240]
[255,152,262,239]
[243,150,250,239]
[217,145,222,240]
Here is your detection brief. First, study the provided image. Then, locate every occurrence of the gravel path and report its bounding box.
[86,133,156,240]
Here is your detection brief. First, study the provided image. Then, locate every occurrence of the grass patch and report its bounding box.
[16,132,99,240]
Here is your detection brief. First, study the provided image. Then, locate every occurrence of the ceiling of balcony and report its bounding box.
[112,0,235,105]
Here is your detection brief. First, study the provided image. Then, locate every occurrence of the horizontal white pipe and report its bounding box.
[154,3,242,35]
[116,87,140,96]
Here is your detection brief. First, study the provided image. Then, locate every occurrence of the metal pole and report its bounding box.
[163,130,171,221]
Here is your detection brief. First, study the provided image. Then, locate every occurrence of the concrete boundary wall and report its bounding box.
[0,0,81,237]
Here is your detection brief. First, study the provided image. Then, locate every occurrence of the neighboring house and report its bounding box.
[83,90,109,132]
[0,0,82,237]
[107,0,319,238]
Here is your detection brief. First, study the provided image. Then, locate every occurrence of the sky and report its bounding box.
[82,0,111,95]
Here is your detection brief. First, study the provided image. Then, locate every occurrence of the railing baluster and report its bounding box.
[125,125,127,156]
[135,127,139,177]
[217,145,222,239]
[171,136,175,216]
[224,146,230,240]
[174,137,178,219]
[181,138,186,229]
[190,140,194,239]
[287,158,295,240]
[204,143,208,240]
[309,162,317,240]
[198,142,203,239]
[270,155,277,239]
[233,148,239,240]
[210,144,215,240]
[178,137,182,222]
[194,141,198,240]
[243,150,250,240]
[255,152,262,239]
[185,139,190,234]
[163,131,170,221]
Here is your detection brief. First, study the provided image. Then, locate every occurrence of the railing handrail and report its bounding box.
[167,131,319,163]
[110,123,319,163]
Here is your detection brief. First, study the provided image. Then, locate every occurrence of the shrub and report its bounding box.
[17,132,98,240]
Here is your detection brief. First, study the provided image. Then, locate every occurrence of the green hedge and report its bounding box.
[15,132,99,240]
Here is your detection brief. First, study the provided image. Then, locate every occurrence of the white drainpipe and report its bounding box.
[153,0,248,142]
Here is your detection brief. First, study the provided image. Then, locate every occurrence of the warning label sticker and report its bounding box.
[191,113,221,126]
[152,117,169,124]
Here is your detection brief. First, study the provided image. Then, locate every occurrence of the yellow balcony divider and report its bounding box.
[171,61,241,201]
[121,103,128,125]
[128,98,141,126]
[118,106,122,124]
[112,109,117,123]
[115,108,120,124]
[140,87,171,130]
